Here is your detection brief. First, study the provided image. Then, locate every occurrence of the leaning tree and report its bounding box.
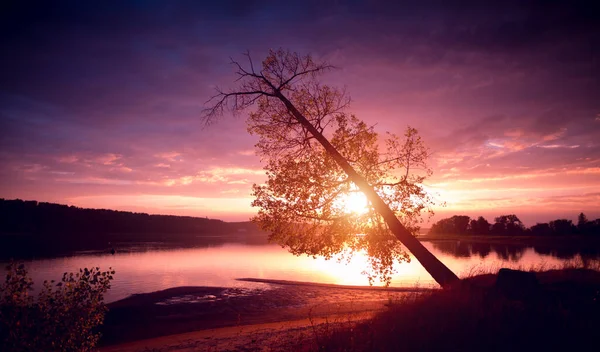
[204,49,458,287]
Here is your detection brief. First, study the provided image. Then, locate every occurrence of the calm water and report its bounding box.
[9,240,598,303]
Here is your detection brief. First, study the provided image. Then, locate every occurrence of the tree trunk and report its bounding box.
[275,91,459,288]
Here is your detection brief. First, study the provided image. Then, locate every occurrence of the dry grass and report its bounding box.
[304,264,600,352]
[459,258,600,278]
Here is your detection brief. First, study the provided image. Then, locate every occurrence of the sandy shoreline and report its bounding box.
[236,278,438,291]
[100,313,374,351]
[99,279,432,351]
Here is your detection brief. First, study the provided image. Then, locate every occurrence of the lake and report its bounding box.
[8,239,599,303]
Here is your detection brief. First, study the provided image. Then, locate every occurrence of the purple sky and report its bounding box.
[1,0,598,225]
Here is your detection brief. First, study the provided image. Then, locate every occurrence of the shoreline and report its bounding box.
[236,278,438,291]
[99,312,375,352]
[100,279,422,349]
[99,269,600,351]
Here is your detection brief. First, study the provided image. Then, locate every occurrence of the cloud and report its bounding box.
[0,0,598,221]
[154,152,183,162]
[537,144,580,149]
[63,194,256,219]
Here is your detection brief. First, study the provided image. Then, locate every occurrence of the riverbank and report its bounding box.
[100,313,373,351]
[99,279,431,348]
[99,269,600,351]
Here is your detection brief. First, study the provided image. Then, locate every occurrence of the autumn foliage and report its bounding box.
[204,49,452,285]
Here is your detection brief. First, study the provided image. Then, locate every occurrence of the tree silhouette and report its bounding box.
[429,215,471,235]
[530,223,553,236]
[469,216,491,235]
[203,49,458,287]
[577,212,589,234]
[549,219,576,235]
[492,214,525,235]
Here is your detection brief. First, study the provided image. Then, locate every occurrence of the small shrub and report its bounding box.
[0,262,114,352]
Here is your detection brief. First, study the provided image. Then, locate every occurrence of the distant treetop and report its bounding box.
[428,213,599,236]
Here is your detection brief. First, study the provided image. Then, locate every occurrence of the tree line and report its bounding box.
[0,198,228,236]
[0,198,265,259]
[428,213,599,236]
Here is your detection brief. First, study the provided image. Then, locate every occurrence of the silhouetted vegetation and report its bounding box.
[429,213,600,236]
[319,269,600,351]
[427,213,600,263]
[0,262,114,351]
[0,198,266,259]
[469,216,491,235]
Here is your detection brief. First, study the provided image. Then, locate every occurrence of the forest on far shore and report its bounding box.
[428,213,600,236]
[0,198,266,259]
[0,198,232,235]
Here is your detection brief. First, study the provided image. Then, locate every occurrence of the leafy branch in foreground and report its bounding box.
[0,262,114,352]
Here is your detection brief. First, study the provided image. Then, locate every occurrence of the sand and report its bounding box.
[99,279,433,351]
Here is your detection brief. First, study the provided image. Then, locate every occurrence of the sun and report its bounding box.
[338,191,369,215]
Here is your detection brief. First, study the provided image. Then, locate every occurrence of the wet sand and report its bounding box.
[99,279,433,351]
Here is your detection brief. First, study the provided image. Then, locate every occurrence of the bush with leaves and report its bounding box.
[0,262,114,352]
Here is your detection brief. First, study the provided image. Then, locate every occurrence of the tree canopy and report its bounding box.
[429,215,471,235]
[204,49,457,285]
[252,117,436,283]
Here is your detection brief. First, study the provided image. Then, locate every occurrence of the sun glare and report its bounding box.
[309,249,425,286]
[338,191,369,215]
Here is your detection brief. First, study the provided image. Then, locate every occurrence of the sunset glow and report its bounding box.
[1,1,598,226]
[3,3,600,351]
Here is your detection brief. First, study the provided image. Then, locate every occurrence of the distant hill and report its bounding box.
[0,198,268,259]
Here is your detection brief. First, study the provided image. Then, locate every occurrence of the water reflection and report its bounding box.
[431,241,527,262]
[432,240,600,263]
[7,241,600,303]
